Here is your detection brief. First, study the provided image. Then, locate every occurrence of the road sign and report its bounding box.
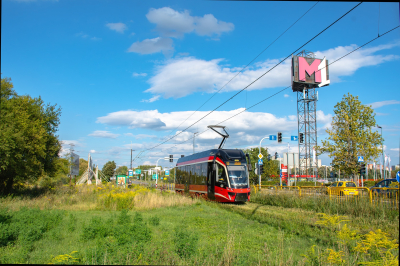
[152,174,158,180]
[357,156,364,162]
[135,169,141,174]
[291,136,298,141]
[258,159,263,165]
[396,171,400,182]
[258,153,263,159]
[269,135,277,141]
[165,170,170,176]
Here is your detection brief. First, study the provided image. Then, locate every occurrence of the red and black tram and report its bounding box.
[175,148,251,203]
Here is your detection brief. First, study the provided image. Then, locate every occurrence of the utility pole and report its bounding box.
[69,143,75,185]
[193,132,198,154]
[130,149,135,170]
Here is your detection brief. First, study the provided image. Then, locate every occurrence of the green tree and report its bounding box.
[102,161,116,179]
[242,147,279,185]
[78,158,88,177]
[116,165,128,175]
[0,77,62,194]
[317,93,383,178]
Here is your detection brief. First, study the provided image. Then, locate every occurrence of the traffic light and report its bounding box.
[259,164,264,175]
[267,154,271,161]
[275,152,278,159]
[299,133,304,143]
[169,155,173,162]
[359,164,366,175]
[277,132,282,143]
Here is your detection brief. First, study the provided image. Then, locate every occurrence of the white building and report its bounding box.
[275,152,321,168]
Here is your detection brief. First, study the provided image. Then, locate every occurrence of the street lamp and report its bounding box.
[155,157,170,188]
[377,125,384,179]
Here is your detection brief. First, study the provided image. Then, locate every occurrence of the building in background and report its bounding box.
[274,152,321,168]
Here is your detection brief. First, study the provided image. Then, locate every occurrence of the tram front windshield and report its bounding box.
[227,165,248,188]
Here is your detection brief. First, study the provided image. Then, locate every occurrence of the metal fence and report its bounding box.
[252,185,399,209]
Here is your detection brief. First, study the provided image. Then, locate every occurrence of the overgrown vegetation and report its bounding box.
[0,182,398,265]
[251,190,399,222]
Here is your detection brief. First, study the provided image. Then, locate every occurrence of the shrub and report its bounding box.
[67,213,77,232]
[149,215,160,226]
[0,208,64,248]
[81,216,109,240]
[174,226,198,259]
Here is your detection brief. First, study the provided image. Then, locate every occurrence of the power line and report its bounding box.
[137,23,400,163]
[142,2,362,153]
[161,1,320,139]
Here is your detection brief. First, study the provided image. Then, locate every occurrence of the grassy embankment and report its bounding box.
[0,183,398,265]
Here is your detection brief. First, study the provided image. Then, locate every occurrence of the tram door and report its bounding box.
[207,162,215,200]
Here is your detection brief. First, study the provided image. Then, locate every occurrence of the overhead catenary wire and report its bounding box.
[136,23,400,164]
[141,2,362,153]
[136,2,320,162]
[161,1,320,138]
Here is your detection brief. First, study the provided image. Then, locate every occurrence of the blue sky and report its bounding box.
[2,0,400,170]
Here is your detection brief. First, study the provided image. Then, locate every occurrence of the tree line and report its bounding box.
[1,76,388,195]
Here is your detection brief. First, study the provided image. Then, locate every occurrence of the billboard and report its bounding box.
[165,170,170,176]
[128,170,133,177]
[292,55,330,91]
[71,152,80,176]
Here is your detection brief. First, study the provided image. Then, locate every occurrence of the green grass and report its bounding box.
[0,203,317,265]
[0,184,398,265]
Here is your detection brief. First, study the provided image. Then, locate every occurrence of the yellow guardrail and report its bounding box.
[369,187,399,208]
[253,184,399,208]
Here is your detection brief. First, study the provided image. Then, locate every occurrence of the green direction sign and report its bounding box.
[135,169,142,174]
[152,174,158,180]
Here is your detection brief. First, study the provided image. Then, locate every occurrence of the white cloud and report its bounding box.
[106,22,128,33]
[88,130,120,139]
[59,140,83,157]
[90,150,96,153]
[127,37,173,55]
[284,94,290,98]
[95,108,310,150]
[146,7,234,38]
[133,72,147,77]
[142,42,399,99]
[314,42,400,82]
[368,100,400,109]
[141,95,161,103]
[317,110,333,130]
[133,134,158,139]
[97,110,166,130]
[390,148,399,152]
[194,14,234,37]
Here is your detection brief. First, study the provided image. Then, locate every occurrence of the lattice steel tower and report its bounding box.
[292,50,330,178]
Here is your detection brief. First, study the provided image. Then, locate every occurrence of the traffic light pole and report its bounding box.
[258,136,270,190]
